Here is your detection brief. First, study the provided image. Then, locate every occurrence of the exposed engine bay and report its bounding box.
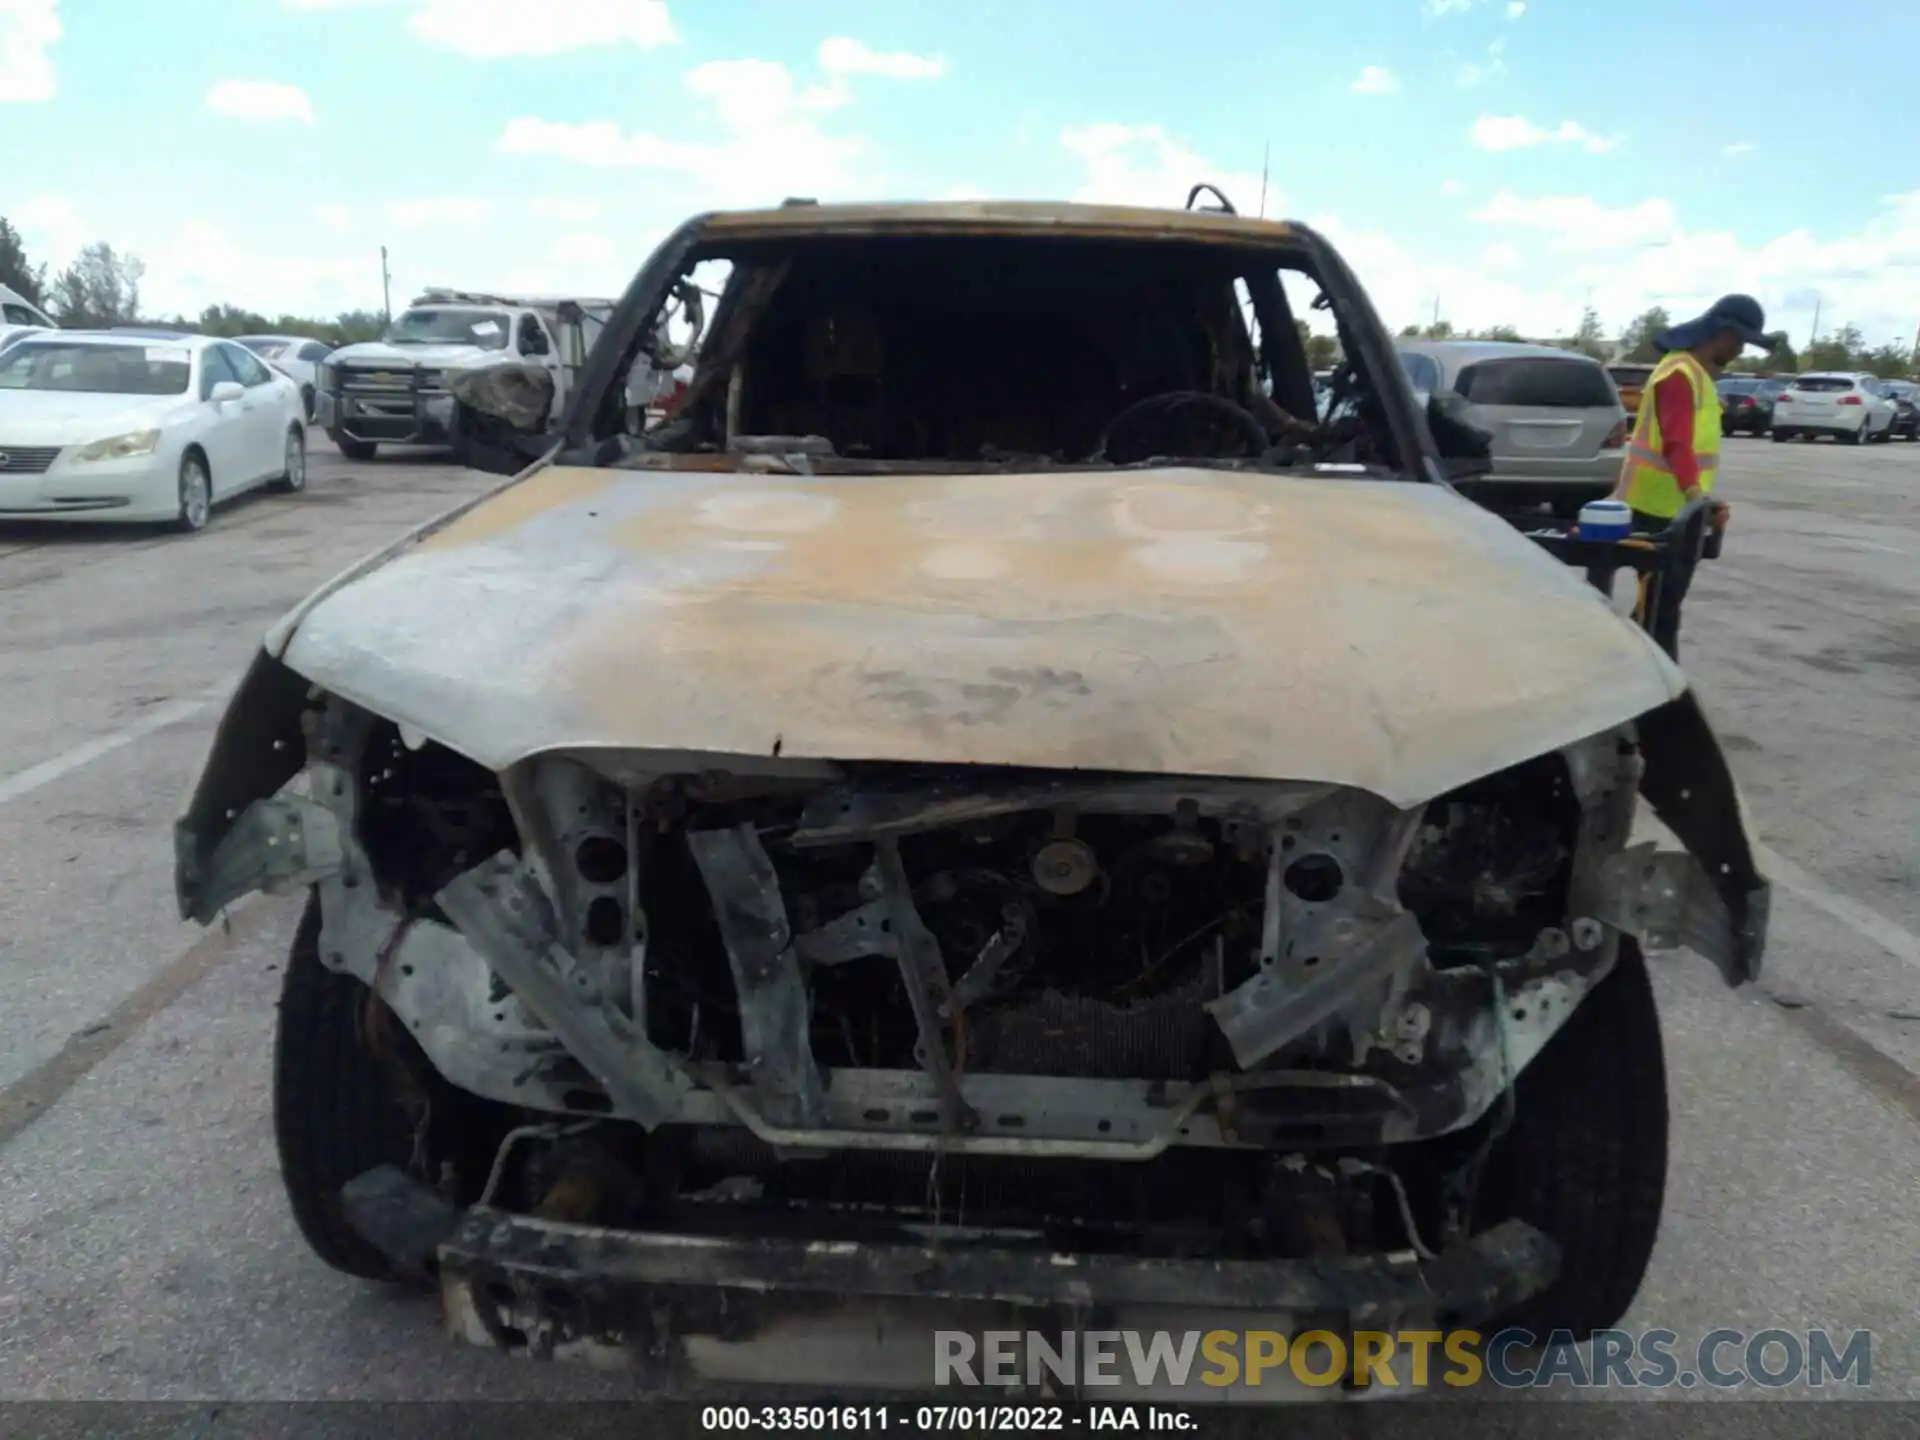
[187,683,1747,1270]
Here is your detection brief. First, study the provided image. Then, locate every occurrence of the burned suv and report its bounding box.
[175,200,1767,1399]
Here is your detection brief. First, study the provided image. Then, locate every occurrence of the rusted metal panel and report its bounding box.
[698,200,1298,247]
[273,464,1687,806]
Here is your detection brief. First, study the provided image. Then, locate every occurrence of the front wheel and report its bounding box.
[1476,938,1668,1342]
[300,385,316,421]
[273,893,424,1281]
[1771,427,1790,443]
[1848,424,1868,446]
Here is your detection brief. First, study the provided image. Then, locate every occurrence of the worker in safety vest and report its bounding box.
[1615,293,1782,534]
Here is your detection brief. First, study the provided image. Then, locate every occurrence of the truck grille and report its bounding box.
[341,367,416,395]
[0,446,61,475]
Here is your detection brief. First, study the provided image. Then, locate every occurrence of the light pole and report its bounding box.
[380,246,392,327]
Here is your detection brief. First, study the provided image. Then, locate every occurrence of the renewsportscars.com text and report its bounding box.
[934,1327,1873,1391]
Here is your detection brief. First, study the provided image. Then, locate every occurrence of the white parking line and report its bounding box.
[1757,843,1920,976]
[0,699,210,808]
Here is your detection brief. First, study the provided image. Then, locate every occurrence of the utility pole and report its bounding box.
[1257,142,1269,219]
[1808,296,1821,349]
[1432,295,1441,328]
[380,246,392,326]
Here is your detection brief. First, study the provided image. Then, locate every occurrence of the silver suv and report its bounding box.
[1399,339,1630,514]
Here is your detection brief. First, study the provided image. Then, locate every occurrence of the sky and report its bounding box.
[4,0,1919,349]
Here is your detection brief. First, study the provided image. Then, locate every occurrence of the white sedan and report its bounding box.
[1770,372,1899,444]
[0,331,308,532]
[235,334,334,419]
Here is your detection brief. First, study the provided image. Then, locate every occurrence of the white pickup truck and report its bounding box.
[313,288,615,460]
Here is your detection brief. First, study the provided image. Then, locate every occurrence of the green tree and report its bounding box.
[0,217,46,306]
[1566,306,1608,360]
[1802,323,1862,373]
[1618,307,1671,363]
[1860,341,1911,379]
[1419,319,1455,340]
[48,242,144,327]
[1398,323,1420,338]
[1304,332,1341,369]
[1470,323,1524,342]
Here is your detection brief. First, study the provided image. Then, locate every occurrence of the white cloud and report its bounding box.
[386,196,497,229]
[1473,191,1677,252]
[497,56,875,207]
[282,0,678,56]
[1062,124,1269,215]
[409,0,675,57]
[1351,65,1399,95]
[1723,141,1755,158]
[1507,1,1526,16]
[1456,37,1507,87]
[818,36,947,79]
[1480,240,1524,271]
[314,203,355,234]
[939,184,992,201]
[550,231,617,267]
[0,0,60,102]
[1424,0,1475,15]
[1441,178,1464,197]
[205,78,315,124]
[1470,114,1617,154]
[531,197,602,223]
[11,194,89,269]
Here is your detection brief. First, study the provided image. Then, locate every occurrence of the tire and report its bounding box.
[172,450,212,533]
[1771,427,1789,443]
[300,385,316,422]
[328,429,378,462]
[273,891,423,1282]
[1848,424,1867,446]
[1477,938,1668,1342]
[269,425,307,494]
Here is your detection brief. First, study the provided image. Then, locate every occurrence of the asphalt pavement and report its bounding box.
[0,431,1916,1420]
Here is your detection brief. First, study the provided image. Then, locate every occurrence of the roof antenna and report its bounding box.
[1185,183,1237,215]
[1258,142,1270,219]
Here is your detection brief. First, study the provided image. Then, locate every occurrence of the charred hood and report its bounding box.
[253,464,1686,805]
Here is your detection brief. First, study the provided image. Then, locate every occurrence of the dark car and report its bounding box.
[1883,379,1919,439]
[1717,376,1782,436]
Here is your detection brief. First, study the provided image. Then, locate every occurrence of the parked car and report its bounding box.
[1881,378,1920,439]
[235,335,335,421]
[1607,361,1654,417]
[0,282,56,356]
[0,331,307,531]
[1397,339,1629,513]
[1716,376,1777,435]
[1770,372,1898,444]
[177,198,1768,1398]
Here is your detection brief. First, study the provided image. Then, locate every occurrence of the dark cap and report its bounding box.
[1656,294,1782,354]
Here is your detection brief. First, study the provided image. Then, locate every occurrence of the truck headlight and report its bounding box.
[318,363,338,388]
[74,429,162,462]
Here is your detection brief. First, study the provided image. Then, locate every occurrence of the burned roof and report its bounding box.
[695,199,1305,250]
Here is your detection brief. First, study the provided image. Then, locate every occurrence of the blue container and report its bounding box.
[1578,498,1632,542]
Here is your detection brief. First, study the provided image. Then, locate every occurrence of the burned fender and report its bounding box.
[1632,691,1770,986]
[174,648,312,923]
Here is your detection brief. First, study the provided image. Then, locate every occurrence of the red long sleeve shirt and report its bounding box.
[1652,371,1701,491]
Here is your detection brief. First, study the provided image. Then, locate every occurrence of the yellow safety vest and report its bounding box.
[1617,351,1721,518]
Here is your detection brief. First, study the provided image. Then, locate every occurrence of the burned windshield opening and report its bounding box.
[600,234,1404,476]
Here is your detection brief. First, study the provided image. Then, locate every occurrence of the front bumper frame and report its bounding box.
[437,1209,1559,1399]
